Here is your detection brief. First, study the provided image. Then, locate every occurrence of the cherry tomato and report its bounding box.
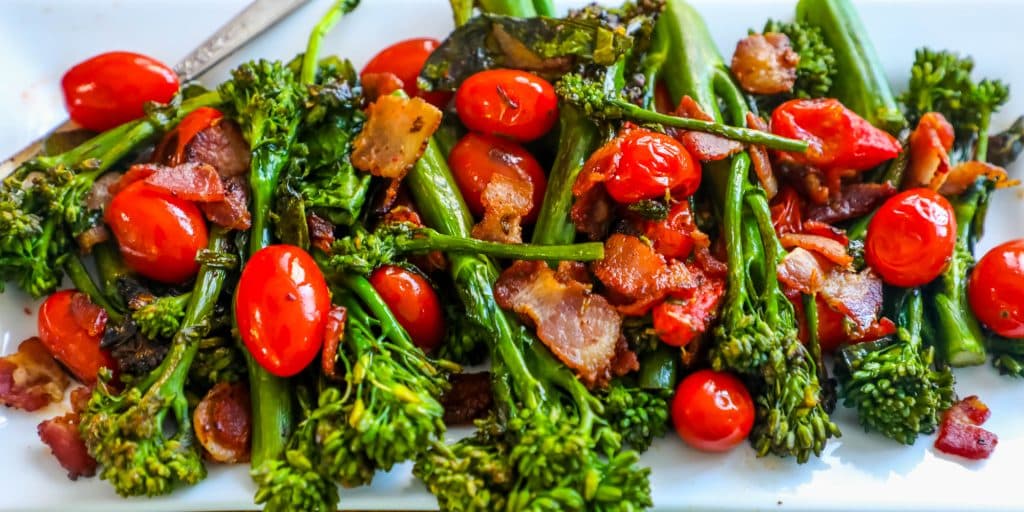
[38,290,116,384]
[604,130,700,204]
[455,69,558,142]
[235,245,331,377]
[62,51,179,131]
[865,188,956,287]
[369,265,445,352]
[671,369,754,452]
[105,180,208,284]
[969,239,1024,338]
[771,98,901,172]
[653,277,725,347]
[645,202,698,260]
[447,132,547,222]
[362,38,449,107]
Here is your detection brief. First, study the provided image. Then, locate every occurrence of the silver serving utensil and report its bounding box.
[0,0,312,176]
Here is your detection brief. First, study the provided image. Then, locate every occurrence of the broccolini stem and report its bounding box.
[641,21,670,110]
[531,106,600,246]
[531,0,555,17]
[63,254,124,323]
[93,242,130,313]
[399,231,604,261]
[300,0,360,85]
[637,345,678,390]
[478,0,536,16]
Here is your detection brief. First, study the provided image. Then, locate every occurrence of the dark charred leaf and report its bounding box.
[988,115,1024,167]
[627,199,669,221]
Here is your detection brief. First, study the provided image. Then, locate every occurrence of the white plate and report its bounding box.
[1,0,1023,510]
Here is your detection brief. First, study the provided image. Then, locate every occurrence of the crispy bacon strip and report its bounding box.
[381,205,447,272]
[936,396,998,460]
[570,185,614,241]
[307,212,337,254]
[321,306,347,381]
[0,338,69,412]
[806,182,896,224]
[778,248,884,334]
[939,161,1019,196]
[592,234,700,316]
[495,260,625,388]
[200,176,252,230]
[194,382,252,464]
[362,72,406,102]
[730,33,799,95]
[472,173,533,243]
[441,372,493,426]
[180,119,251,178]
[37,386,96,480]
[746,112,778,198]
[905,112,954,190]
[673,96,743,161]
[352,95,442,179]
[779,233,853,267]
[140,163,226,202]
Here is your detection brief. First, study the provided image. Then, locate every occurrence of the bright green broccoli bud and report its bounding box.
[415,417,513,512]
[188,337,246,390]
[132,293,191,340]
[598,382,670,452]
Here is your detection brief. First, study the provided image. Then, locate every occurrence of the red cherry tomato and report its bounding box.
[362,37,449,107]
[37,290,116,384]
[447,132,548,222]
[653,277,725,347]
[865,188,956,287]
[645,202,698,260]
[455,69,559,142]
[969,239,1024,338]
[235,245,331,377]
[671,369,755,452]
[369,265,445,352]
[604,130,700,204]
[62,51,179,131]
[771,98,901,172]
[104,180,208,284]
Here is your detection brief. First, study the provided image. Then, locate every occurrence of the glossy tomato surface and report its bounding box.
[770,98,901,171]
[235,245,331,377]
[969,239,1024,338]
[363,37,448,107]
[865,188,957,287]
[369,265,445,352]
[447,132,547,222]
[455,69,558,142]
[605,130,700,204]
[645,202,698,260]
[105,180,208,284]
[671,369,754,452]
[37,290,116,384]
[62,51,179,131]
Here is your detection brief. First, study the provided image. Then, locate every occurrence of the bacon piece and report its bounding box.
[747,112,778,198]
[85,172,121,211]
[570,185,614,241]
[905,112,954,190]
[321,306,347,381]
[555,261,591,285]
[777,247,830,295]
[441,372,493,426]
[779,233,853,267]
[652,276,726,347]
[672,96,743,162]
[592,234,700,316]
[819,267,885,333]
[194,382,252,464]
[939,161,1019,196]
[144,162,225,201]
[381,206,446,272]
[731,32,799,95]
[75,224,111,254]
[37,387,97,480]
[70,292,107,337]
[802,220,849,246]
[495,260,625,387]
[352,95,442,179]
[608,336,640,378]
[0,338,69,411]
[200,175,252,230]
[472,173,533,243]
[181,120,251,178]
[806,182,896,224]
[771,186,804,236]
[362,72,405,102]
[307,212,336,254]
[936,396,998,460]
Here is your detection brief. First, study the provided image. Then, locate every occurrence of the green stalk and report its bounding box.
[300,1,358,85]
[641,20,670,110]
[398,230,603,261]
[93,242,130,312]
[531,0,555,17]
[531,107,599,246]
[63,254,123,323]
[478,0,536,16]
[449,0,474,27]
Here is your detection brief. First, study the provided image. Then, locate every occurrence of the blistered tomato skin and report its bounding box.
[62,51,179,131]
[37,290,116,385]
[969,239,1024,338]
[370,265,445,352]
[455,69,559,142]
[362,37,449,107]
[604,131,700,204]
[447,132,548,222]
[671,369,754,452]
[235,245,331,377]
[104,180,208,284]
[865,188,957,287]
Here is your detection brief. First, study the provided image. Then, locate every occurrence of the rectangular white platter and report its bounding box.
[1,0,1023,510]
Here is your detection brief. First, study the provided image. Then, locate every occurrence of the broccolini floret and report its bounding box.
[754,19,836,106]
[132,293,191,340]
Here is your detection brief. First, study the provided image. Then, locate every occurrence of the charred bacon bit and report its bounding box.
[652,276,726,348]
[362,72,406,102]
[746,112,779,198]
[0,338,69,412]
[571,185,615,241]
[194,382,252,464]
[936,396,998,461]
[75,224,111,254]
[555,261,591,286]
[85,171,121,211]
[608,335,640,379]
[819,268,885,334]
[939,161,1019,196]
[441,372,493,425]
[321,306,348,381]
[144,162,226,202]
[495,260,625,388]
[806,182,896,224]
[672,96,743,162]
[905,112,954,190]
[592,234,700,316]
[779,233,853,267]
[181,119,251,178]
[307,212,337,254]
[472,173,533,244]
[200,175,252,230]
[37,386,97,481]
[352,95,443,179]
[731,32,799,95]
[777,247,830,296]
